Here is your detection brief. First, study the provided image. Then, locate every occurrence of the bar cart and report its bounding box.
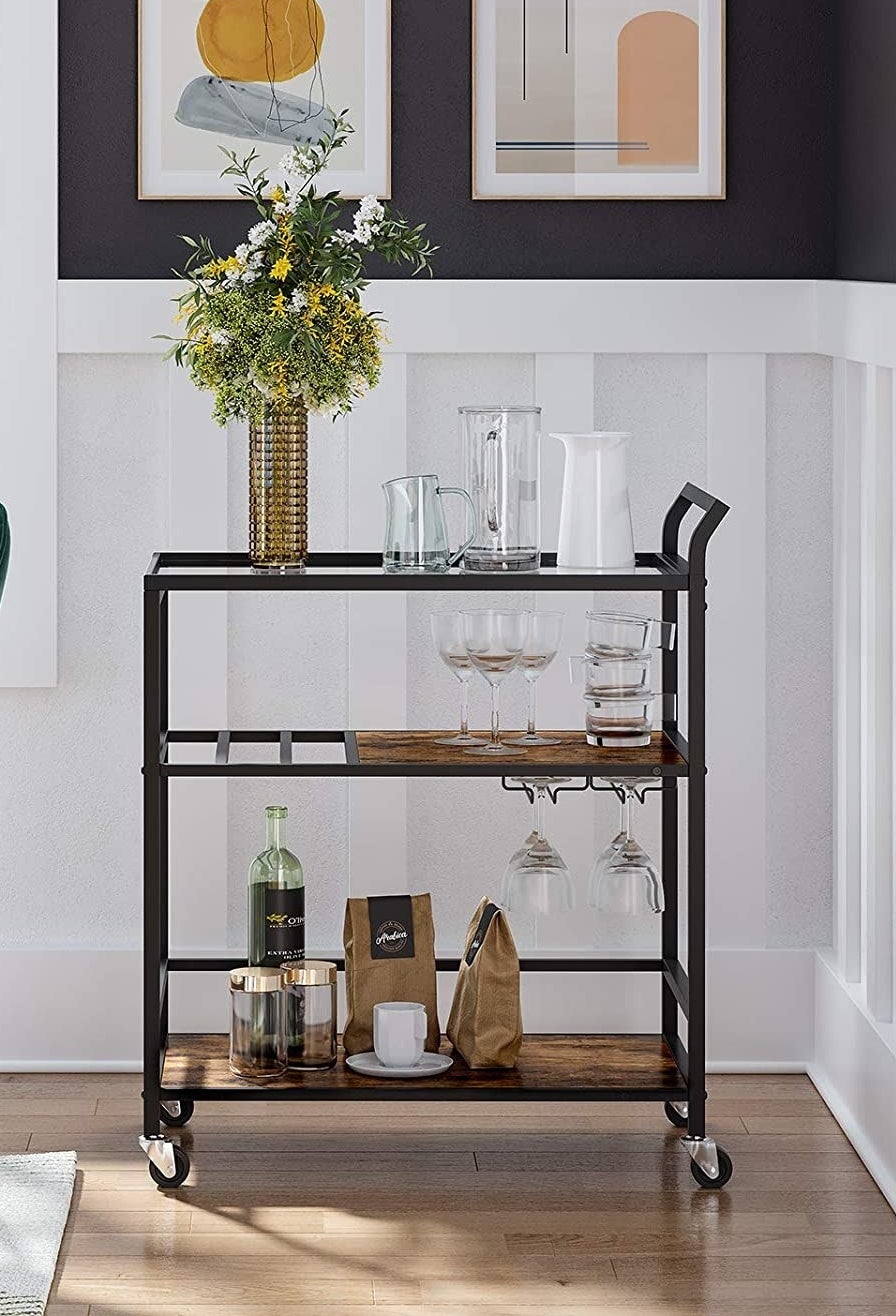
[140,482,729,1190]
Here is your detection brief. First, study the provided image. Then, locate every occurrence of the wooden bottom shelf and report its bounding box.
[161,1034,686,1102]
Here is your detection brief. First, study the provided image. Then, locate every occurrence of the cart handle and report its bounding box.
[662,483,729,570]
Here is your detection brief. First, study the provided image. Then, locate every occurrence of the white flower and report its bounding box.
[289,287,308,312]
[353,220,374,246]
[357,194,385,225]
[240,268,261,284]
[235,243,250,264]
[331,229,354,247]
[248,220,275,247]
[279,144,316,179]
[209,329,230,347]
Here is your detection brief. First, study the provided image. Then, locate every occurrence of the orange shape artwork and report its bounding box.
[196,0,325,83]
[618,12,699,168]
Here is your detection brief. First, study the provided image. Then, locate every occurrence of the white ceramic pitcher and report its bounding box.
[552,432,635,571]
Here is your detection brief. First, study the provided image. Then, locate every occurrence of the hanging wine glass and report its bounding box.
[507,611,564,747]
[502,777,575,948]
[461,609,530,757]
[430,612,487,747]
[589,780,664,917]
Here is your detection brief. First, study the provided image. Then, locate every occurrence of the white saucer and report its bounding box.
[345,1051,454,1079]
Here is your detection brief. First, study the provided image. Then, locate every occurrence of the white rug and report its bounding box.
[0,1153,77,1316]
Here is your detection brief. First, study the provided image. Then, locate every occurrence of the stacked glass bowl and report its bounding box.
[570,612,675,748]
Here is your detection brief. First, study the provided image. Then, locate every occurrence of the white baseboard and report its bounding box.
[810,951,896,1214]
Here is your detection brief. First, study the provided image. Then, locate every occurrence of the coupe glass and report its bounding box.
[502,777,575,948]
[461,609,530,757]
[507,611,564,747]
[588,781,664,917]
[430,612,487,747]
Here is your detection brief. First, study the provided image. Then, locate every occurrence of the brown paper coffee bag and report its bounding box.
[447,898,522,1069]
[343,893,441,1055]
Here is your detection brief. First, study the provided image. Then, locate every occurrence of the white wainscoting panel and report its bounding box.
[705,355,768,948]
[0,3,58,686]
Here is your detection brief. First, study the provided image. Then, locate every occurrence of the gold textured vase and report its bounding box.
[249,403,309,568]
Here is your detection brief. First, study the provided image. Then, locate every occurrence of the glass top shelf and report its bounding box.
[146,552,691,591]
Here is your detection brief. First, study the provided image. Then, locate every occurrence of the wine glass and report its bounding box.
[430,612,487,747]
[460,609,530,757]
[502,777,575,948]
[507,611,564,747]
[588,781,664,916]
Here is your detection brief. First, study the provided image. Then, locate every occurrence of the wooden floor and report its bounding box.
[3,1071,895,1315]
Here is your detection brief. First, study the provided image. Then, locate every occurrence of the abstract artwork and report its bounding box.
[473,0,724,199]
[139,0,390,199]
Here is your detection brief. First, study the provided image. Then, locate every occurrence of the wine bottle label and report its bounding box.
[368,894,415,960]
[263,887,305,964]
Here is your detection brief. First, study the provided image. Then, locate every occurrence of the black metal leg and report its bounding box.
[143,588,165,1139]
[686,570,707,1140]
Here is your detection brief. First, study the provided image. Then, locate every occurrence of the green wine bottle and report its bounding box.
[248,806,305,967]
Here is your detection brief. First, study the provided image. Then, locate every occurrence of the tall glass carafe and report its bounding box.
[460,406,541,572]
[248,806,305,966]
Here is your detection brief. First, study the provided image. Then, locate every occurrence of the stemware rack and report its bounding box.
[140,481,729,1190]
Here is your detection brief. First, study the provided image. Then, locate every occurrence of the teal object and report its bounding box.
[0,503,8,606]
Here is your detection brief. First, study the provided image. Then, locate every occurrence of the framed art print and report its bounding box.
[473,0,725,199]
[139,0,391,199]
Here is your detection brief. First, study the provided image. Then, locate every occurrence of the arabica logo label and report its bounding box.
[374,919,409,954]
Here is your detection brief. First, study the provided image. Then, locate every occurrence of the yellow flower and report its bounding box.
[270,186,286,203]
[271,291,287,318]
[270,256,292,281]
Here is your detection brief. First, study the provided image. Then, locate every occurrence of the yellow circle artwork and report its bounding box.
[196,0,326,83]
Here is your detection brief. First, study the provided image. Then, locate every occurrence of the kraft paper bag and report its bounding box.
[343,893,441,1056]
[447,898,522,1069]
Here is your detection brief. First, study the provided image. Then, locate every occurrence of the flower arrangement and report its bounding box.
[166,116,435,425]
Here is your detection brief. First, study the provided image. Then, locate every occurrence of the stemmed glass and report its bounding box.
[461,609,530,757]
[502,777,575,948]
[507,611,564,747]
[430,613,487,747]
[588,780,664,916]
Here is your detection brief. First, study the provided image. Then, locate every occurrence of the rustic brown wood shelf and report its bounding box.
[161,1033,687,1103]
[353,730,687,775]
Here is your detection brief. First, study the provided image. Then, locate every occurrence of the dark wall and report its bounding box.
[60,1,837,280]
[835,0,896,281]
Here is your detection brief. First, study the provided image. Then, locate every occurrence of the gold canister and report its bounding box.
[283,960,338,1069]
[249,402,309,568]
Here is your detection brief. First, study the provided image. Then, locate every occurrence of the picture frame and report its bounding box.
[472,0,725,200]
[139,0,391,200]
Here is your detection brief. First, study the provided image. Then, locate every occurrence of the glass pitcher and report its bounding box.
[382,475,475,573]
[460,406,541,572]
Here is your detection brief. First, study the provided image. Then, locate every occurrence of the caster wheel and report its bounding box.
[690,1146,733,1190]
[160,1099,194,1128]
[148,1145,190,1189]
[664,1101,688,1129]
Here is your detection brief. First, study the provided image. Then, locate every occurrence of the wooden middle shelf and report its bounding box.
[353,730,686,774]
[161,1034,687,1102]
[161,729,688,778]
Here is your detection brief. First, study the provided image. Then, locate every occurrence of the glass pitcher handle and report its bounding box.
[438,487,477,567]
[485,429,501,537]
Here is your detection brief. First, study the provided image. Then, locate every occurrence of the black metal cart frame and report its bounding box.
[140,482,729,1190]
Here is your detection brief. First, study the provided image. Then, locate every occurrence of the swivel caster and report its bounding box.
[160,1099,194,1128]
[682,1135,733,1189]
[139,1136,191,1189]
[664,1100,689,1128]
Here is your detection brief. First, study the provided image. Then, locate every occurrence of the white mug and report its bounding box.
[373,1001,427,1068]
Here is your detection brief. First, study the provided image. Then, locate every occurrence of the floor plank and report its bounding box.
[5,1071,886,1315]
